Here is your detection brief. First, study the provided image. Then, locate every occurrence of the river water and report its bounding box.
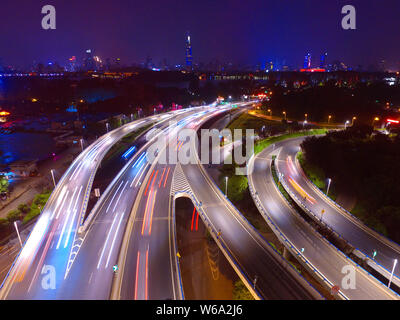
[0,132,56,166]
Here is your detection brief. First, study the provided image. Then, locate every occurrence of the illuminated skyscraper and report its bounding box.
[320,52,328,69]
[185,32,193,71]
[83,49,95,71]
[303,53,311,69]
[68,56,77,72]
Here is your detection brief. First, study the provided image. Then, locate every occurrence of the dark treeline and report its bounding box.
[301,126,400,242]
[263,81,400,124]
[0,72,257,118]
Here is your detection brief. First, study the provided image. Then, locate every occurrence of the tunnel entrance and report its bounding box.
[175,197,248,299]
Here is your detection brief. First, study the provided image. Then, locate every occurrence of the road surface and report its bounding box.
[275,137,400,289]
[248,140,399,299]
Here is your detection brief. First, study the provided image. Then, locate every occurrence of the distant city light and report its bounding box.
[300,68,326,73]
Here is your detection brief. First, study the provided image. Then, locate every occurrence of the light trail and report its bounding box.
[134,163,149,188]
[55,190,69,220]
[96,211,120,269]
[134,251,140,300]
[159,168,166,188]
[163,167,171,188]
[105,211,125,268]
[148,191,157,236]
[145,248,149,300]
[191,207,196,231]
[50,186,67,220]
[106,180,124,213]
[56,186,78,250]
[288,177,317,205]
[144,170,155,196]
[112,181,129,212]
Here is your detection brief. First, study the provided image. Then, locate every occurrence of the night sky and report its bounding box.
[1,0,400,69]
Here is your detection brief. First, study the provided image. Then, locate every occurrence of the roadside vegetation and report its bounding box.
[232,280,254,300]
[262,82,398,125]
[254,128,327,154]
[0,175,9,194]
[300,125,400,241]
[0,189,52,241]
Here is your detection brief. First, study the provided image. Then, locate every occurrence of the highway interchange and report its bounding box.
[1,102,399,300]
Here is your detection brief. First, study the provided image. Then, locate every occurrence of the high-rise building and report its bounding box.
[83,49,95,71]
[185,32,193,71]
[304,53,311,69]
[320,52,328,69]
[68,56,77,72]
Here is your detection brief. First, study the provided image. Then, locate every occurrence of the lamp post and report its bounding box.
[80,139,84,152]
[14,222,22,248]
[388,259,398,288]
[345,120,350,129]
[351,116,357,126]
[305,113,308,122]
[225,176,228,197]
[50,169,56,188]
[106,122,110,133]
[328,115,332,124]
[268,109,272,117]
[372,117,379,127]
[326,178,332,196]
[282,111,287,120]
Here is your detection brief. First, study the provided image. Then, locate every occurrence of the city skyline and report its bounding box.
[1,1,400,70]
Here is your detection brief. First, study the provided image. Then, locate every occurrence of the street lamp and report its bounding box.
[268,109,272,117]
[326,178,332,196]
[345,120,350,129]
[50,169,56,188]
[305,113,308,122]
[282,111,287,120]
[225,176,228,197]
[106,122,110,133]
[388,259,398,288]
[328,115,332,124]
[80,139,84,152]
[351,116,357,126]
[372,117,380,127]
[14,221,22,248]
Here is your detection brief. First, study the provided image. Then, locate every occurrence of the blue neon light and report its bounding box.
[122,146,136,159]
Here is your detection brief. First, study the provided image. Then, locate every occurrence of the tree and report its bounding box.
[18,204,30,214]
[0,175,9,194]
[7,210,21,223]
